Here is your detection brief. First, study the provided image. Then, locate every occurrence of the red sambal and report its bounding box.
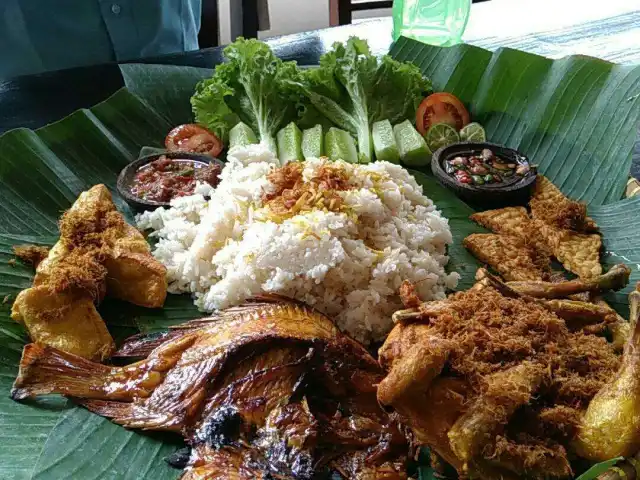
[131,156,222,203]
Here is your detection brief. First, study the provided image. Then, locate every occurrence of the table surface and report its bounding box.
[1,0,639,135]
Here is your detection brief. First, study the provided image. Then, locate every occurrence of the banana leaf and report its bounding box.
[0,37,639,479]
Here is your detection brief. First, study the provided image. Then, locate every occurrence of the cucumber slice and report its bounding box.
[325,127,358,164]
[372,120,400,163]
[229,122,258,149]
[276,122,303,164]
[393,120,431,167]
[301,124,324,159]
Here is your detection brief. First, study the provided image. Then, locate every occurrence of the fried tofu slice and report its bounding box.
[470,207,552,256]
[11,286,114,361]
[530,176,598,232]
[536,221,602,278]
[463,234,547,281]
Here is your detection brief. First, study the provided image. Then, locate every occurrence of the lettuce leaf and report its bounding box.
[191,38,303,152]
[296,37,432,163]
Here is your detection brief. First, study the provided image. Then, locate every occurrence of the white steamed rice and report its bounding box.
[137,143,459,344]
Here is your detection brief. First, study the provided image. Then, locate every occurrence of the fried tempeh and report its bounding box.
[530,176,598,232]
[463,233,547,281]
[470,207,551,255]
[536,220,602,278]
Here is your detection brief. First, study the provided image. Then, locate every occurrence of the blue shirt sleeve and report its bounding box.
[0,0,202,78]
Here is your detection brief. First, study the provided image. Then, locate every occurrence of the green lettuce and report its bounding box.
[297,37,432,163]
[191,38,303,153]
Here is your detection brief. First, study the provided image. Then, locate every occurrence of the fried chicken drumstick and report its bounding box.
[380,267,635,479]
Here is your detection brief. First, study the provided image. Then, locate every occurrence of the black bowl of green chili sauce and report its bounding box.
[431,142,537,207]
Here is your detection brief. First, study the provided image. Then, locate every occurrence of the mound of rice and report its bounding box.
[137,144,459,344]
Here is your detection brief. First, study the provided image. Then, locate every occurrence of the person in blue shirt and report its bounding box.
[1,0,202,78]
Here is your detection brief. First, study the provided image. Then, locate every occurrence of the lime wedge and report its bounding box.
[460,122,486,142]
[425,123,460,152]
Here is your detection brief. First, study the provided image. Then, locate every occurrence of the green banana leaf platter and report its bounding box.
[1,37,640,480]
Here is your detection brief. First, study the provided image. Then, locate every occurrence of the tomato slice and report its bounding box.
[416,93,470,135]
[165,124,224,157]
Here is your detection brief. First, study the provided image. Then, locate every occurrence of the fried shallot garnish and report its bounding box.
[13,245,50,268]
[263,162,354,220]
[399,280,421,309]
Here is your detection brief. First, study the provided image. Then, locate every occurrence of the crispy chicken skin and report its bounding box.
[12,297,408,479]
[11,185,167,361]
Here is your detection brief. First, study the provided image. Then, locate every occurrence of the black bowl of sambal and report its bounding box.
[431,141,537,207]
[117,152,224,210]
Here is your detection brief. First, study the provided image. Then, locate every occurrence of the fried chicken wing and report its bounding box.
[448,362,546,471]
[463,233,547,281]
[11,184,167,360]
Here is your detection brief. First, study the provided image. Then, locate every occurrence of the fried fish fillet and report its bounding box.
[11,184,167,361]
[470,207,552,256]
[536,220,602,278]
[530,176,598,232]
[462,234,547,281]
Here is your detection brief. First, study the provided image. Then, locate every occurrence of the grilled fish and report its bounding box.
[12,296,408,479]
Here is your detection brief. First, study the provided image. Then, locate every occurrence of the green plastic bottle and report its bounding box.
[392,0,471,46]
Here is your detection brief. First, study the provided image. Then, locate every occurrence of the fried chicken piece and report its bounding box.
[530,176,598,232]
[11,184,167,361]
[380,284,622,479]
[573,286,640,461]
[448,362,546,471]
[57,185,167,307]
[10,286,114,361]
[13,245,50,268]
[470,207,551,256]
[487,436,572,479]
[378,322,450,406]
[104,223,167,308]
[463,233,547,281]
